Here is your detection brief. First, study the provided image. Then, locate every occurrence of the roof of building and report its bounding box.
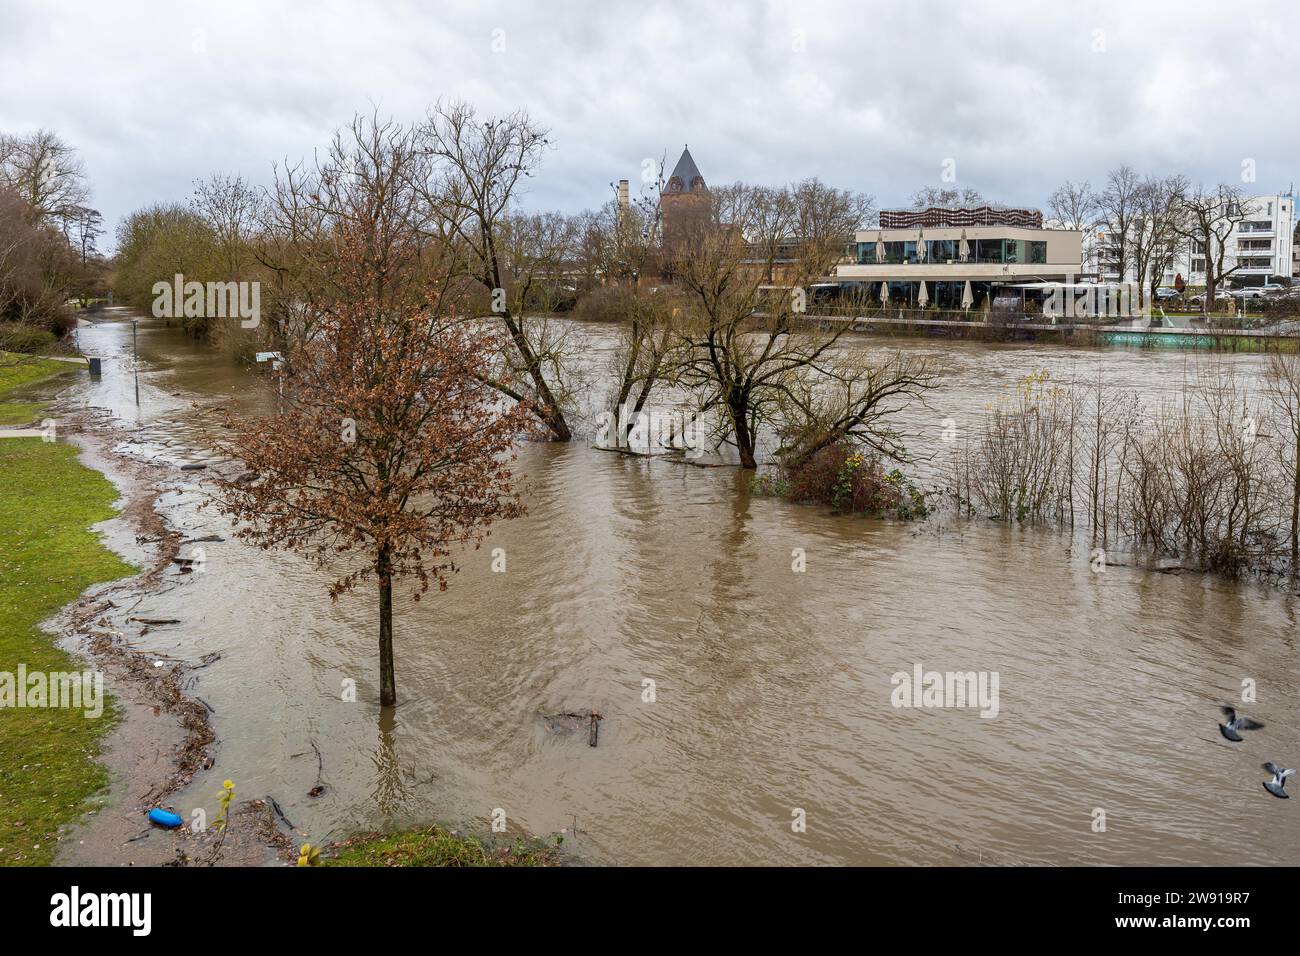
[666,146,706,192]
[881,206,1042,229]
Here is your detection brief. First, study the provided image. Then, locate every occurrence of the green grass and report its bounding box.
[0,437,137,865]
[324,825,563,867]
[0,351,75,393]
[0,352,78,429]
[0,402,47,428]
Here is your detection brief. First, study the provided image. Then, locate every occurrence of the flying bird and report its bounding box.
[1262,762,1294,799]
[1219,706,1265,742]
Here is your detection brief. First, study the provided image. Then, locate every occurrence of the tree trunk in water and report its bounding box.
[733,403,757,469]
[378,549,396,707]
[1292,437,1299,567]
[499,310,571,442]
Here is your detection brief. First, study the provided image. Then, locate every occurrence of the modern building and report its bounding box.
[1085,193,1297,289]
[1170,193,1295,288]
[833,205,1082,309]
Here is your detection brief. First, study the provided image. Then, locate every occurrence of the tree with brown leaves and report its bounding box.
[212,117,529,706]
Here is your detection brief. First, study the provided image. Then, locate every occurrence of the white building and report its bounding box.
[1169,193,1295,288]
[1086,193,1296,288]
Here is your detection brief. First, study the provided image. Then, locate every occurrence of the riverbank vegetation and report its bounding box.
[754,443,929,519]
[1,131,108,341]
[323,825,561,867]
[943,353,1300,579]
[0,436,136,865]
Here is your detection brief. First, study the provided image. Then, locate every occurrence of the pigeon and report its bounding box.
[1219,706,1265,742]
[1262,762,1294,799]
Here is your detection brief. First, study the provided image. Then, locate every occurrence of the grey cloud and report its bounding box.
[1,0,1295,245]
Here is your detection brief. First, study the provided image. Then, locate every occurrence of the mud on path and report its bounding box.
[50,412,294,866]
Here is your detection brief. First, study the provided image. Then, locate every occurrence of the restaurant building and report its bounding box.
[832,205,1083,309]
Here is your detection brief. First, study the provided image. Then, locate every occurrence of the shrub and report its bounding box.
[751,472,790,498]
[0,189,78,333]
[0,322,57,353]
[572,284,635,324]
[773,442,927,518]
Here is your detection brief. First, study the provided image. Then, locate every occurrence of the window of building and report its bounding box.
[934,239,959,261]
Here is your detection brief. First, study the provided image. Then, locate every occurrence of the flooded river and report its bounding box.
[56,311,1300,865]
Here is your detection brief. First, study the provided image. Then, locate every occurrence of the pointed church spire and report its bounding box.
[666,146,706,193]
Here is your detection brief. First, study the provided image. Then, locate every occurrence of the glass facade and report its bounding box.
[856,237,1050,265]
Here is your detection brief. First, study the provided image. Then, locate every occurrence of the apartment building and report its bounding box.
[1172,193,1295,287]
[1086,193,1296,288]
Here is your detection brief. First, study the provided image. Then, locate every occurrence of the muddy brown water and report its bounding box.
[53,310,1300,865]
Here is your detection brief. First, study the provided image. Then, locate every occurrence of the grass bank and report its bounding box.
[0,426,136,863]
[0,351,78,427]
[324,825,563,867]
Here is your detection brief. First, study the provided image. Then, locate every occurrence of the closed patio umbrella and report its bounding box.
[880,281,890,304]
[961,280,974,310]
[959,229,970,263]
[875,230,885,263]
[917,280,929,308]
[917,229,926,263]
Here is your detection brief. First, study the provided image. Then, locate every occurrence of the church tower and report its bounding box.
[661,145,710,248]
[664,145,707,195]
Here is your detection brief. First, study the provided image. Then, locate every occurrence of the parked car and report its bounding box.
[1260,283,1287,295]
[1154,287,1181,300]
[1188,289,1231,304]
[1232,286,1273,299]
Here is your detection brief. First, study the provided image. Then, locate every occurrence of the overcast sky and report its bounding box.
[2,0,1297,248]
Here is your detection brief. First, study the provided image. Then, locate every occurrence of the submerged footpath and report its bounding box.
[0,351,294,865]
[3,342,560,867]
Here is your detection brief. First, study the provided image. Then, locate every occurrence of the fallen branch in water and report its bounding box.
[545,710,604,747]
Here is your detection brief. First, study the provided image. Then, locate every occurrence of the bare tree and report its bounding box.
[1171,183,1247,315]
[602,285,688,445]
[0,130,90,231]
[578,194,660,288]
[415,101,572,440]
[0,187,80,329]
[669,179,928,470]
[1048,180,1097,272]
[1097,165,1142,282]
[1048,180,1099,231]
[193,173,261,278]
[1265,351,1300,565]
[776,349,940,470]
[1132,174,1188,301]
[910,186,984,209]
